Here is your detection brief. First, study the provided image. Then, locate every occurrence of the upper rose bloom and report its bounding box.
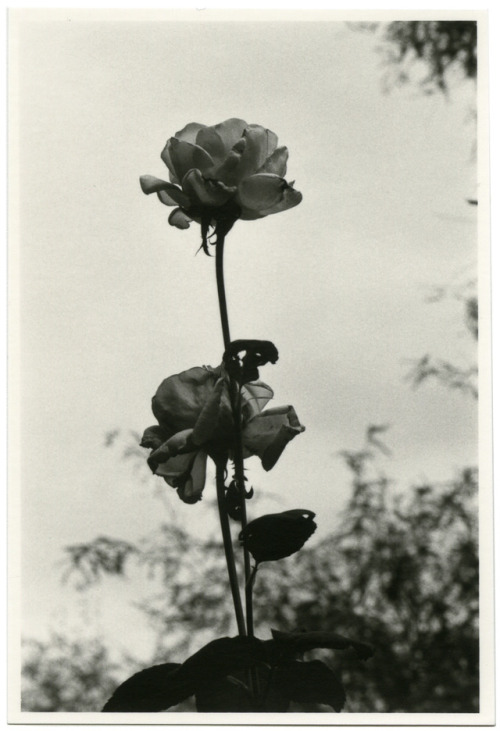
[140,118,302,252]
[140,365,305,504]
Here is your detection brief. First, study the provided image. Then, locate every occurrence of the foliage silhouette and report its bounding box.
[22,634,122,712]
[20,20,479,714]
[353,21,477,94]
[25,427,477,713]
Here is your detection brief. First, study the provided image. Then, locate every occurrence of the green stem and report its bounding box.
[215,460,246,637]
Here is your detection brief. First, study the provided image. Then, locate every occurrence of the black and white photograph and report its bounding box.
[8,8,493,723]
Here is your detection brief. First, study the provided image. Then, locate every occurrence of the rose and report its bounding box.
[139,118,302,253]
[140,365,305,504]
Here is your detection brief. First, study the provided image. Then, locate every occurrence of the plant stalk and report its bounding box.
[230,384,254,636]
[215,460,246,637]
[215,234,231,352]
[245,563,259,640]
[215,236,255,638]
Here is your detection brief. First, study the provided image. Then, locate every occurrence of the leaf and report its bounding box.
[102,663,181,712]
[239,510,316,563]
[274,660,346,712]
[195,674,254,712]
[102,636,268,712]
[196,667,290,712]
[180,635,268,682]
[271,629,373,660]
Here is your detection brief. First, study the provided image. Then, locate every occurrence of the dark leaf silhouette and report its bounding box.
[195,675,255,713]
[271,629,373,661]
[274,660,346,711]
[239,510,316,563]
[102,636,268,712]
[195,667,289,712]
[102,663,181,712]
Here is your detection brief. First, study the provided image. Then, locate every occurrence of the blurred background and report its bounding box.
[11,14,480,712]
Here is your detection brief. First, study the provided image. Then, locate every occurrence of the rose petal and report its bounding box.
[155,450,208,504]
[241,381,274,421]
[160,143,181,185]
[214,127,280,186]
[166,428,196,455]
[149,429,196,466]
[191,378,229,446]
[182,169,236,208]
[195,127,227,165]
[152,367,220,433]
[153,452,194,483]
[139,176,191,207]
[259,184,302,216]
[168,208,192,229]
[177,450,208,504]
[237,125,279,179]
[140,425,169,450]
[211,148,246,187]
[157,191,180,207]
[237,173,286,212]
[256,146,289,177]
[140,175,169,194]
[243,405,305,470]
[249,125,279,157]
[212,118,248,153]
[164,139,215,183]
[236,208,266,221]
[174,122,206,144]
[239,183,302,220]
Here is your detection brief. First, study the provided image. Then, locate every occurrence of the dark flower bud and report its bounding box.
[225,479,254,521]
[239,509,316,563]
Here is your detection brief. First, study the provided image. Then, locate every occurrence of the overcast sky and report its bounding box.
[11,12,479,660]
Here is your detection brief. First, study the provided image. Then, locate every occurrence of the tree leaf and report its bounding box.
[102,636,268,712]
[274,660,346,711]
[271,629,373,660]
[239,510,316,563]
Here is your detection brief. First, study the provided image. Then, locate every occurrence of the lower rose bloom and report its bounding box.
[140,365,305,504]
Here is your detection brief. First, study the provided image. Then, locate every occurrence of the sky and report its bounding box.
[10,12,480,664]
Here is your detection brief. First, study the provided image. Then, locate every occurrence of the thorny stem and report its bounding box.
[215,234,231,351]
[245,563,259,644]
[230,383,254,636]
[215,235,255,639]
[229,385,258,694]
[215,460,246,637]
